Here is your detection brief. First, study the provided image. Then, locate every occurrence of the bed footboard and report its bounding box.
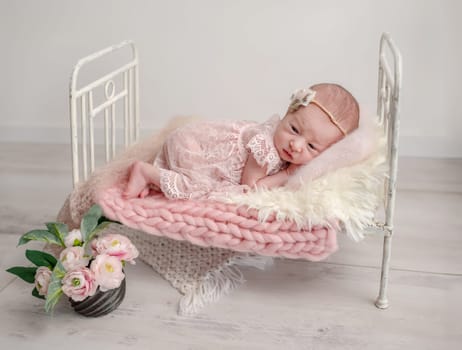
[374,32,402,309]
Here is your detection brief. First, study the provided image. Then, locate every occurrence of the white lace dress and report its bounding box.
[153,115,285,199]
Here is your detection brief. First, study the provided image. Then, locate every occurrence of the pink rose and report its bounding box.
[90,254,125,292]
[59,246,90,271]
[61,267,98,301]
[34,266,52,296]
[91,234,139,264]
[64,229,83,247]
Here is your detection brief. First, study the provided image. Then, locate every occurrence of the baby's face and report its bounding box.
[273,104,344,165]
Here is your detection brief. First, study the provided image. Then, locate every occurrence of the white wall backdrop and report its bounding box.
[1,0,461,157]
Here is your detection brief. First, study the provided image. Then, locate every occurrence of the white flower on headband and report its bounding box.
[289,88,316,112]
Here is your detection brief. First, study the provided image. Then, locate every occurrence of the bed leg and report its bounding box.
[375,233,393,309]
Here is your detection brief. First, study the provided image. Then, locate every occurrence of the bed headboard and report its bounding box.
[69,40,139,186]
[376,33,402,232]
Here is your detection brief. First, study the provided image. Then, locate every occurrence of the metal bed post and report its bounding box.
[69,40,139,187]
[374,33,402,309]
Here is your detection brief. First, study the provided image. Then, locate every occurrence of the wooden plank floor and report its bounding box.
[0,143,461,350]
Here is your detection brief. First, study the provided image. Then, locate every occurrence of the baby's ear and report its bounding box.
[285,111,381,190]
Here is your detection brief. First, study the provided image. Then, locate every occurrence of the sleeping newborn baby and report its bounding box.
[124,83,360,200]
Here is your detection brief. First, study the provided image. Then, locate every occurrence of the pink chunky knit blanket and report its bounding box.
[97,187,338,261]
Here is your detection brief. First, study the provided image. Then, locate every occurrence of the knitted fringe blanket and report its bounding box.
[105,223,273,315]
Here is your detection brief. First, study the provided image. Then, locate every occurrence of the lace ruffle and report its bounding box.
[246,116,284,175]
[160,169,188,199]
[246,135,282,175]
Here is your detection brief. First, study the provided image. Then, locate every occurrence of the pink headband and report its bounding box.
[288,88,347,136]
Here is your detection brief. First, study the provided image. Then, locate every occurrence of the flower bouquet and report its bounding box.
[6,204,139,317]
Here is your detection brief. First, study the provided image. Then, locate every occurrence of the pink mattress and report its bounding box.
[97,187,338,261]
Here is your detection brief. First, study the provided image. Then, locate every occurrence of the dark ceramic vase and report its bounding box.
[70,278,126,317]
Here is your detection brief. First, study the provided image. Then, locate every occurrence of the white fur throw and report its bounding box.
[225,113,387,242]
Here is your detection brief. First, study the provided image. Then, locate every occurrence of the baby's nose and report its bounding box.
[290,139,303,152]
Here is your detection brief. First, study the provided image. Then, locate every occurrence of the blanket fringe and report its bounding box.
[178,255,273,315]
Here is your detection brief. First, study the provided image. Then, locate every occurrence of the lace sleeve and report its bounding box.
[159,169,190,199]
[246,131,282,176]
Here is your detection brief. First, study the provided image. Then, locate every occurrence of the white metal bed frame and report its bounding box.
[68,33,402,309]
[69,40,140,185]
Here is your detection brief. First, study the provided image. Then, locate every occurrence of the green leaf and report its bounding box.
[6,266,37,283]
[25,250,57,268]
[84,221,111,247]
[44,288,63,313]
[87,204,103,218]
[81,216,98,243]
[32,287,46,300]
[18,229,63,247]
[51,259,66,279]
[80,205,103,242]
[45,222,68,246]
[44,260,66,313]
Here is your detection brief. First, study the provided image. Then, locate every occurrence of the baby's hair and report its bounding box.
[309,83,360,134]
